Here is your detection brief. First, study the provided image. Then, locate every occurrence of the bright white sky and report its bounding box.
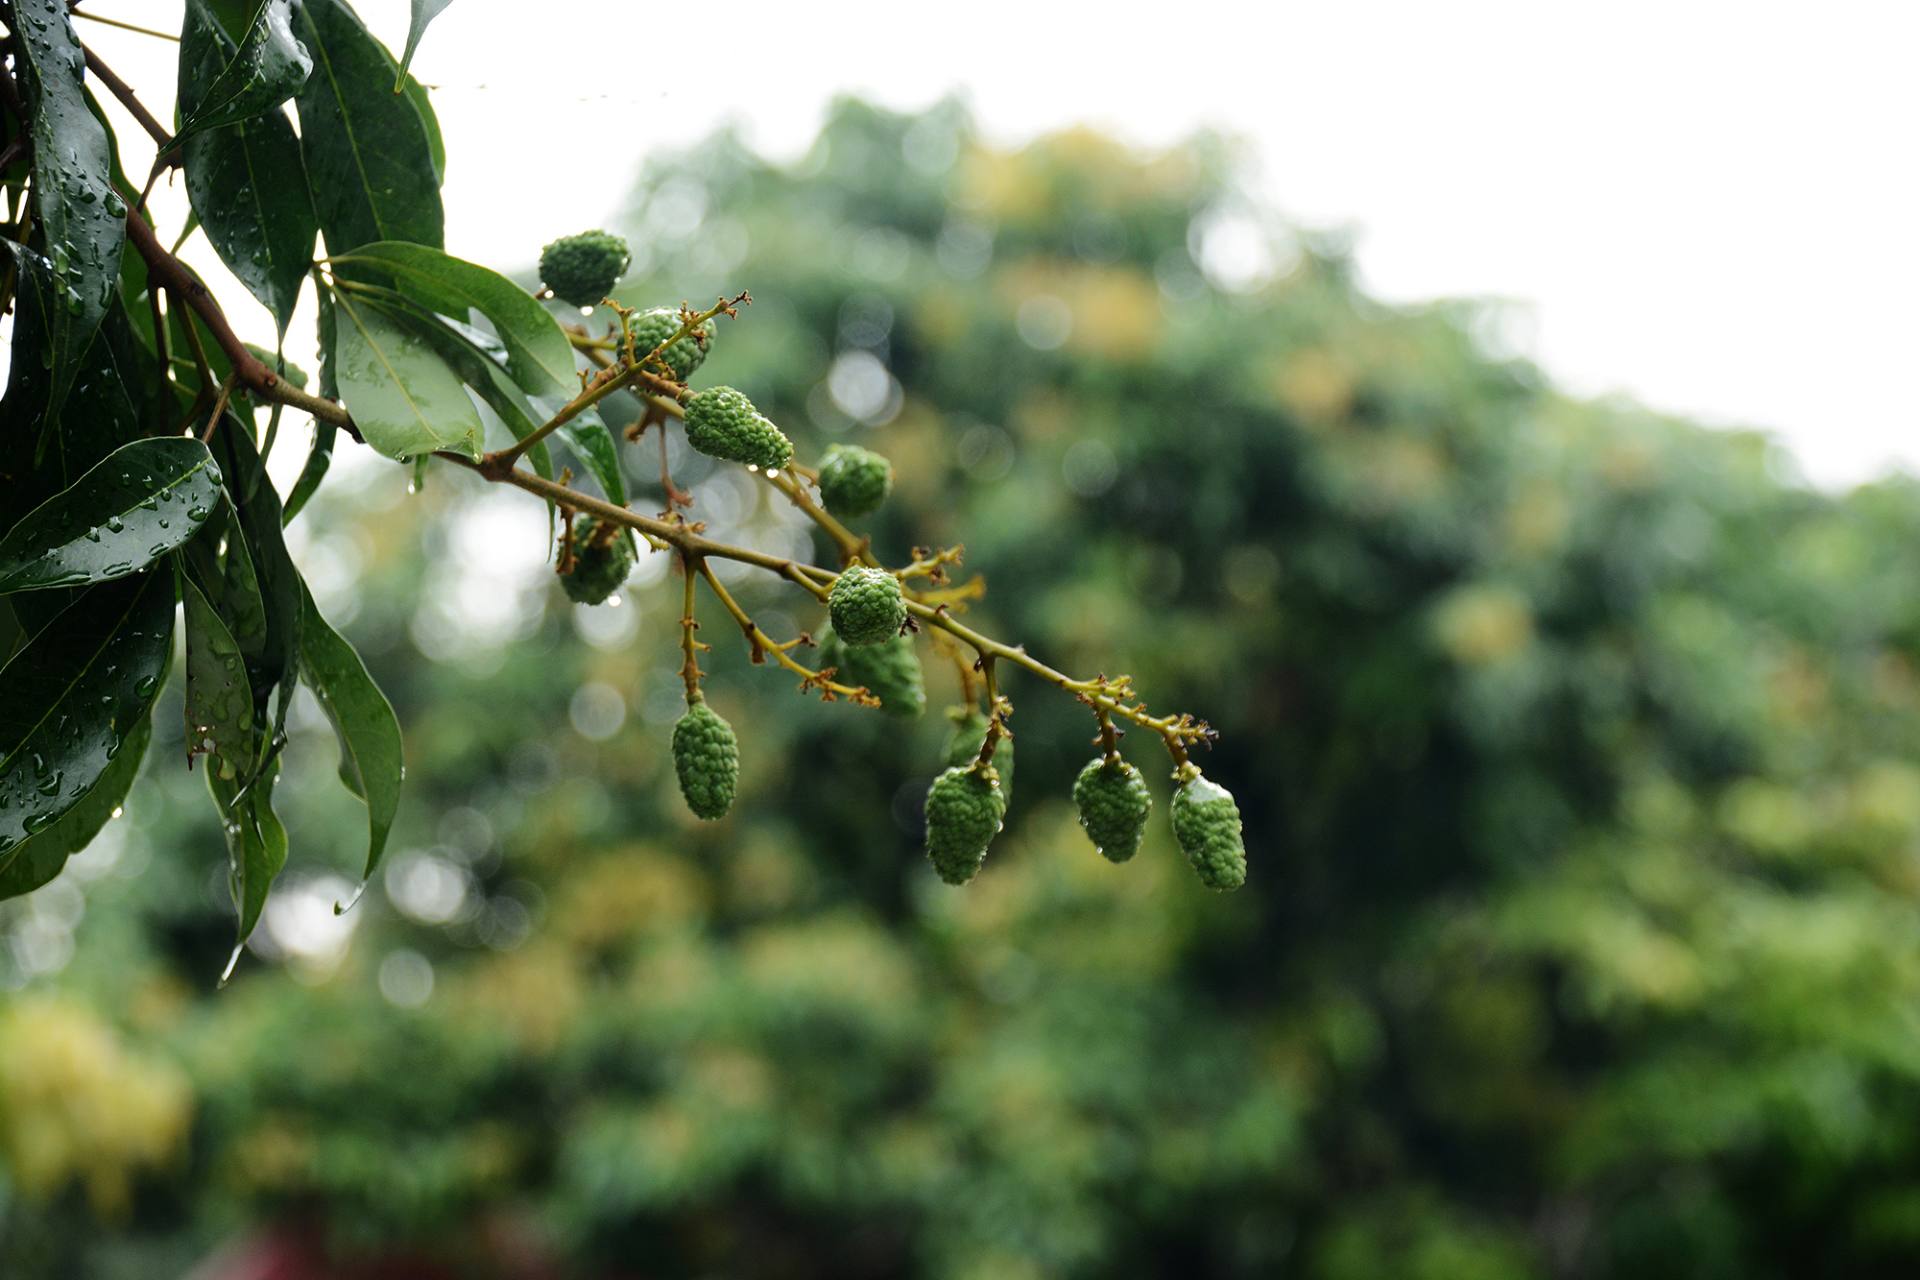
[76,0,1920,488]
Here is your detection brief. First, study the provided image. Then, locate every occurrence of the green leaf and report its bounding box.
[293,0,444,255]
[330,241,576,396]
[330,288,484,459]
[0,438,224,594]
[8,0,127,424]
[183,107,318,334]
[554,412,628,508]
[210,755,286,947]
[209,417,302,725]
[396,0,453,87]
[300,583,403,880]
[282,419,337,525]
[399,309,555,483]
[182,570,257,777]
[401,73,445,184]
[176,0,314,144]
[0,570,174,857]
[0,712,150,900]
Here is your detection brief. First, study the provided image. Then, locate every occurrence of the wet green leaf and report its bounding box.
[0,712,150,900]
[281,419,337,525]
[547,404,628,507]
[293,0,444,255]
[10,0,127,425]
[389,305,555,484]
[183,108,317,334]
[300,583,402,879]
[182,572,256,777]
[0,571,174,858]
[0,438,223,594]
[330,288,484,459]
[210,754,286,946]
[331,241,575,396]
[176,0,313,144]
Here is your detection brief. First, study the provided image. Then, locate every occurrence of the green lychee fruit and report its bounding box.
[627,306,716,382]
[924,765,1004,885]
[539,230,630,307]
[817,443,893,518]
[671,701,738,820]
[941,706,1014,804]
[828,566,905,646]
[1072,757,1152,863]
[1171,772,1246,890]
[559,513,635,605]
[682,386,794,471]
[817,625,925,718]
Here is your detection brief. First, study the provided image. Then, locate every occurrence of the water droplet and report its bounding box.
[106,516,125,533]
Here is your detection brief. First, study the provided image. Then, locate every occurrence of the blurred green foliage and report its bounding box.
[7,97,1920,1278]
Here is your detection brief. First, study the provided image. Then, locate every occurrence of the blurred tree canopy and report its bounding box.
[7,96,1920,1279]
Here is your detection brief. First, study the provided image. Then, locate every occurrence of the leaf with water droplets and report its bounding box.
[183,572,256,776]
[0,438,222,594]
[293,0,443,258]
[0,712,150,900]
[329,289,484,460]
[183,106,316,335]
[300,582,402,880]
[328,241,574,396]
[8,0,125,427]
[0,571,173,859]
[175,0,313,145]
[208,752,286,948]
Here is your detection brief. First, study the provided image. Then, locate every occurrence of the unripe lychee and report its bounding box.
[628,306,716,382]
[682,386,793,471]
[828,566,905,646]
[1171,772,1246,890]
[924,765,1003,885]
[558,514,635,605]
[941,706,1014,804]
[1072,757,1152,863]
[671,701,738,820]
[818,625,925,718]
[817,444,893,519]
[539,230,630,307]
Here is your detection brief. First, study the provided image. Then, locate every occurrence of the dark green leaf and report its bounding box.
[315,276,340,398]
[330,288,484,459]
[300,583,402,879]
[209,420,301,723]
[182,571,257,777]
[176,0,314,144]
[293,0,444,255]
[210,755,286,946]
[282,419,337,525]
[544,401,627,506]
[0,438,223,594]
[0,712,150,900]
[330,241,575,396]
[9,0,128,424]
[402,73,446,184]
[0,571,174,856]
[183,107,318,334]
[397,0,453,87]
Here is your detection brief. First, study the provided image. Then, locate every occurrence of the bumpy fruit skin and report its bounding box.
[1171,774,1247,890]
[559,514,635,605]
[818,626,924,718]
[671,701,739,820]
[628,307,716,382]
[539,230,630,307]
[1073,758,1152,863]
[682,386,794,471]
[941,707,1014,802]
[817,444,893,518]
[828,566,906,646]
[924,765,1004,885]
